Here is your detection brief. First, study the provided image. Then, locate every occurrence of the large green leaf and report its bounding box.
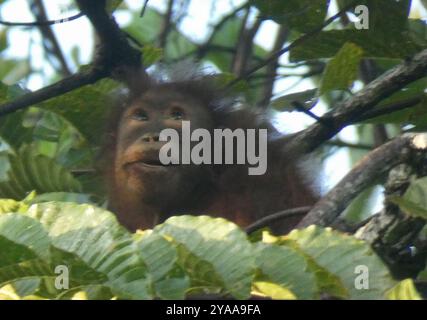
[319,42,363,94]
[0,213,56,297]
[0,205,413,300]
[136,231,189,299]
[386,279,422,300]
[286,226,397,299]
[0,213,51,264]
[253,243,318,299]
[27,202,152,299]
[35,78,120,146]
[292,0,418,61]
[0,83,33,148]
[154,215,255,299]
[124,8,196,61]
[0,147,82,199]
[389,176,427,220]
[252,0,330,33]
[360,79,427,126]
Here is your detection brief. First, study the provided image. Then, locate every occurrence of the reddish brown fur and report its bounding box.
[101,75,317,234]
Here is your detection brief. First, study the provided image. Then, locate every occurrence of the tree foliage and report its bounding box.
[0,0,426,299]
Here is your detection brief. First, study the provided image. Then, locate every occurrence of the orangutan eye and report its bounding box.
[131,109,149,121]
[170,107,185,120]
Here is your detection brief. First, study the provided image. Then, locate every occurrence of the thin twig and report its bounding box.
[0,12,83,26]
[228,1,358,87]
[232,15,262,77]
[140,0,150,17]
[326,140,373,150]
[257,25,288,108]
[31,0,72,77]
[158,0,175,49]
[245,206,311,234]
[196,2,249,60]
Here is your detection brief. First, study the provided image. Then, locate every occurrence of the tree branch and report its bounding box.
[326,139,373,150]
[0,11,83,26]
[158,0,175,50]
[75,0,142,73]
[297,133,427,228]
[245,206,311,234]
[356,97,423,122]
[285,48,427,156]
[0,68,107,117]
[196,2,249,60]
[0,0,146,117]
[228,1,358,87]
[31,0,72,77]
[257,25,288,108]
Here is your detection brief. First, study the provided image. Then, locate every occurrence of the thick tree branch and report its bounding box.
[75,0,142,73]
[0,0,146,117]
[285,48,427,155]
[0,68,107,117]
[297,133,427,228]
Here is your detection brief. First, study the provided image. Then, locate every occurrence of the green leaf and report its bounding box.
[141,45,163,66]
[319,42,363,94]
[291,0,418,61]
[271,88,318,112]
[124,9,196,61]
[0,213,51,265]
[360,79,427,126]
[0,60,31,84]
[290,30,420,61]
[59,285,114,300]
[0,147,82,199]
[342,185,382,223]
[29,192,93,205]
[386,279,421,300]
[36,78,120,145]
[388,176,427,220]
[136,231,190,299]
[106,0,123,12]
[27,202,151,299]
[0,30,7,52]
[0,83,33,148]
[287,226,396,299]
[0,198,28,214]
[254,243,318,299]
[252,0,330,33]
[154,215,255,299]
[252,281,296,299]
